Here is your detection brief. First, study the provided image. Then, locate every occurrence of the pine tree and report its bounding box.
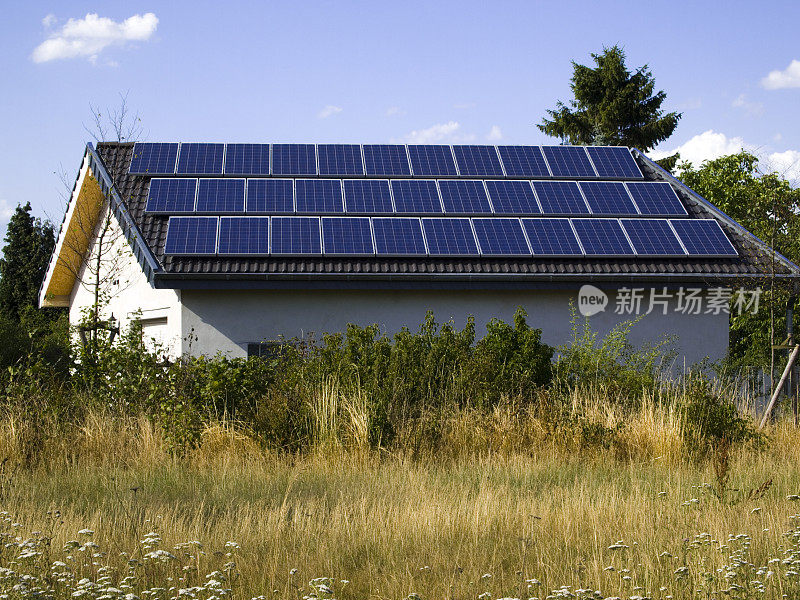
[538,45,681,152]
[0,202,56,321]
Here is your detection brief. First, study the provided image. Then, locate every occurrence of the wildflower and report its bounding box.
[78,529,95,536]
[608,541,629,550]
[478,593,491,600]
[482,573,492,580]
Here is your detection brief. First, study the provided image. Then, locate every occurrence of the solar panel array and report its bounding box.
[164,215,735,258]
[134,143,739,260]
[130,142,644,178]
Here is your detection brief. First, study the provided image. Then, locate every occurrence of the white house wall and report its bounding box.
[69,204,182,357]
[179,288,729,366]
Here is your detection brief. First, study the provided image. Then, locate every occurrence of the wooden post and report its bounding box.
[760,344,800,430]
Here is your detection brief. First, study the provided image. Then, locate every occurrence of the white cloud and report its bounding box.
[42,14,57,28]
[732,94,764,116]
[317,105,342,119]
[761,59,800,90]
[399,121,477,144]
[649,129,747,166]
[0,199,14,238]
[31,12,158,64]
[765,150,800,183]
[486,125,502,142]
[385,106,405,117]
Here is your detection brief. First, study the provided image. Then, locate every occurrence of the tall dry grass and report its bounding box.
[0,386,799,599]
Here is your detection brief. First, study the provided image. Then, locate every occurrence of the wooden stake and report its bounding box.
[760,344,800,430]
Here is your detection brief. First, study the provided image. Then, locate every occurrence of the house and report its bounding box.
[39,142,800,364]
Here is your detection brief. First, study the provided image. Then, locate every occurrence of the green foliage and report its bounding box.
[0,202,57,321]
[538,45,681,151]
[554,304,675,403]
[680,151,800,368]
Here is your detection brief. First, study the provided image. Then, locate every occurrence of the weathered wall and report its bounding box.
[69,204,182,356]
[179,288,729,366]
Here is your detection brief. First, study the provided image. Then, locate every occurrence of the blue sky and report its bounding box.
[2,0,800,237]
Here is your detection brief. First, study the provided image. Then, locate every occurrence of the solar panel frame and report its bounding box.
[578,181,640,215]
[295,179,345,213]
[317,144,365,176]
[164,217,219,255]
[362,145,412,176]
[270,216,322,255]
[438,180,493,214]
[669,219,738,256]
[571,218,635,255]
[521,218,585,256]
[271,144,318,176]
[145,178,197,213]
[390,180,443,213]
[421,217,480,256]
[472,218,531,256]
[372,218,428,255]
[625,182,688,216]
[196,179,246,213]
[485,180,541,215]
[541,146,597,177]
[223,144,270,175]
[532,181,591,214]
[218,217,270,255]
[129,143,179,174]
[452,145,505,177]
[408,145,459,176]
[246,179,294,213]
[620,218,687,256]
[176,143,225,175]
[321,217,375,255]
[343,180,394,213]
[585,146,644,179]
[496,146,551,177]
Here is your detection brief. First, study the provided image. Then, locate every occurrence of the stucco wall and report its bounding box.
[69,204,182,357]
[180,288,729,366]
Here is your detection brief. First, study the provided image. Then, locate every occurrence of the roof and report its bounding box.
[49,142,800,294]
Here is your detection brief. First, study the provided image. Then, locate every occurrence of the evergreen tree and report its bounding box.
[538,45,681,152]
[0,202,56,321]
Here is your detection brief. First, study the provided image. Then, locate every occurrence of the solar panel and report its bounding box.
[272,144,317,175]
[218,217,270,255]
[421,218,479,255]
[372,218,427,255]
[317,144,364,176]
[542,146,596,177]
[586,146,643,179]
[408,145,458,176]
[497,146,550,177]
[579,181,639,215]
[176,143,225,174]
[270,217,321,254]
[521,219,583,255]
[452,145,504,177]
[247,179,294,213]
[129,143,178,174]
[196,179,245,212]
[164,217,218,254]
[321,217,374,255]
[363,145,411,176]
[532,181,590,214]
[472,218,530,255]
[625,182,687,216]
[295,179,344,213]
[145,179,197,213]
[670,219,738,256]
[485,181,540,214]
[224,144,270,175]
[439,180,492,213]
[343,180,393,213]
[621,219,686,255]
[390,180,442,213]
[572,219,635,255]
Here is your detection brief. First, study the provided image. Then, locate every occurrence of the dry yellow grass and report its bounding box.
[0,397,799,599]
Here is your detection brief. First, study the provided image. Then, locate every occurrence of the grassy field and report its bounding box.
[2,399,800,600]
